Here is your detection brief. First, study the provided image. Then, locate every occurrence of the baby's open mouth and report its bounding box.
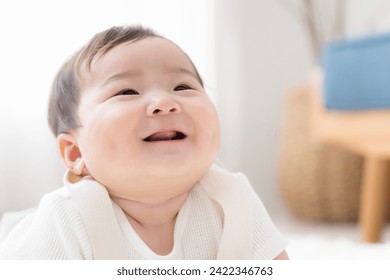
[143,131,187,142]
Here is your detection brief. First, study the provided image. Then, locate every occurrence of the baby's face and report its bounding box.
[74,37,220,202]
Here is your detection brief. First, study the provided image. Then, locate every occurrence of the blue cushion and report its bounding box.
[321,32,390,110]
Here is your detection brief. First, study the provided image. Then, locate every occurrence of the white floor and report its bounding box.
[274,211,390,259]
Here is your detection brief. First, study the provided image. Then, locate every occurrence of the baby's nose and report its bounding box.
[146,95,181,116]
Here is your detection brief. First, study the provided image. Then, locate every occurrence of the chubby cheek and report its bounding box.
[193,100,221,156]
[78,107,140,175]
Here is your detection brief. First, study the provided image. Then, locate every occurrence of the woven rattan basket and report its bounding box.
[278,87,363,221]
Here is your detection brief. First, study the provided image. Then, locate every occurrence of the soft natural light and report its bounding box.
[0,0,216,119]
[0,0,216,213]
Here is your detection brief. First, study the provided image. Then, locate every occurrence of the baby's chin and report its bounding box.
[143,152,216,175]
[108,160,215,199]
[108,177,195,205]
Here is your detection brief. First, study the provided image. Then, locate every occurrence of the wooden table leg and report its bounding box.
[359,157,390,242]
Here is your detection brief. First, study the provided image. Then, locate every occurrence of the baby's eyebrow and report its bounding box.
[175,67,201,83]
[100,70,140,88]
[99,67,201,88]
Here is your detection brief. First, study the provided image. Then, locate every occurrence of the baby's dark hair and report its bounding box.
[48,25,203,137]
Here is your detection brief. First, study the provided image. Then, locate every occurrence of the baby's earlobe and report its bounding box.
[73,158,85,176]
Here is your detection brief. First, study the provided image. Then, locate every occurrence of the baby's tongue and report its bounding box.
[147,131,176,141]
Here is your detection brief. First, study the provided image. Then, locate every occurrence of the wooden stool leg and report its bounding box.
[359,157,390,242]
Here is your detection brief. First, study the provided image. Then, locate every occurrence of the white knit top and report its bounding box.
[0,165,286,259]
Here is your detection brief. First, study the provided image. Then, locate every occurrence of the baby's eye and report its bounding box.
[174,84,192,91]
[115,88,140,96]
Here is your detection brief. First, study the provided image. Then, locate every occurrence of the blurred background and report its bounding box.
[2,0,390,259]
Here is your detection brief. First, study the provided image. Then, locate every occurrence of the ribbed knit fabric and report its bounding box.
[0,188,93,259]
[0,168,286,260]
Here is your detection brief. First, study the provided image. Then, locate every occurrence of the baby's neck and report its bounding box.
[111,191,189,256]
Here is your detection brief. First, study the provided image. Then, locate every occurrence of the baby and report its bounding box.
[0,25,288,260]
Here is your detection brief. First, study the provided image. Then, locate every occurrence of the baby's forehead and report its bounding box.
[96,37,189,64]
[82,37,201,86]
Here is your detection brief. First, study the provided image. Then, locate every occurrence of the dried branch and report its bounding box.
[332,0,346,39]
[278,0,347,62]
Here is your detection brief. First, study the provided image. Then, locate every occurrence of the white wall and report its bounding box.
[213,0,390,219]
[0,0,215,215]
[214,0,312,218]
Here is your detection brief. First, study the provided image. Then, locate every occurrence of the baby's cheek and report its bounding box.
[200,102,220,134]
[195,101,221,151]
[82,110,129,152]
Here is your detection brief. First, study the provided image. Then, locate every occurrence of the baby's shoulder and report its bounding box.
[0,186,91,259]
[38,186,76,214]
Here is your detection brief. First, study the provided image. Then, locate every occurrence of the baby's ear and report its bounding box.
[57,133,82,172]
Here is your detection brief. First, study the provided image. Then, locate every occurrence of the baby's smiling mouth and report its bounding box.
[143,131,187,142]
